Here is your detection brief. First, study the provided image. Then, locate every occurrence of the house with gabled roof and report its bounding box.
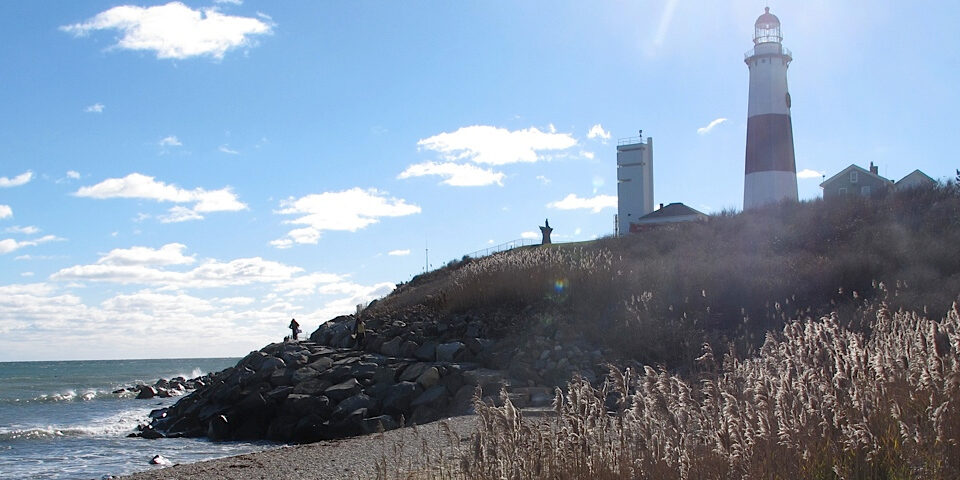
[819,162,892,200]
[628,202,707,233]
[895,170,937,191]
[820,162,937,200]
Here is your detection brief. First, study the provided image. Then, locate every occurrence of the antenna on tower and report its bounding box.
[424,240,429,273]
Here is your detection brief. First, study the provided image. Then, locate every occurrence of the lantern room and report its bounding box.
[754,7,782,44]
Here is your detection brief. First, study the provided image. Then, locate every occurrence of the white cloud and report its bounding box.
[273,272,344,297]
[797,168,825,179]
[398,162,505,187]
[697,117,728,135]
[587,124,611,141]
[84,103,105,113]
[536,175,551,185]
[97,243,195,266]
[218,145,239,155]
[159,206,204,223]
[75,173,247,222]
[581,151,595,160]
[159,135,182,147]
[217,296,255,306]
[52,256,302,289]
[388,249,410,256]
[215,0,243,4]
[417,125,577,166]
[547,193,618,213]
[61,2,273,60]
[520,231,539,240]
[67,170,81,179]
[271,188,420,247]
[0,235,64,255]
[0,171,33,188]
[21,272,34,277]
[5,225,39,235]
[0,205,11,219]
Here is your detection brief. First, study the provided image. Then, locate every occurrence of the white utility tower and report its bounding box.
[743,7,798,210]
[617,135,654,235]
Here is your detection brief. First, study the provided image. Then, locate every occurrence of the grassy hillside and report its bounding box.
[370,185,960,370]
[371,185,960,479]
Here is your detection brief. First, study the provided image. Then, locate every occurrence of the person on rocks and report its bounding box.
[289,318,300,341]
[353,315,366,348]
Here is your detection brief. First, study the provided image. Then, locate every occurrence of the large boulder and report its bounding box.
[136,386,157,400]
[324,378,362,402]
[207,414,231,441]
[380,337,403,357]
[416,367,441,389]
[282,394,333,418]
[332,393,374,420]
[382,381,420,415]
[292,378,332,396]
[292,367,320,383]
[399,363,429,382]
[436,342,465,362]
[414,341,438,361]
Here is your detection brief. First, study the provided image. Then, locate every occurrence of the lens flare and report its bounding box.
[554,279,567,294]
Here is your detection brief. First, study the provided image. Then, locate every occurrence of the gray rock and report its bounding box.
[411,385,448,408]
[324,378,362,402]
[414,341,438,361]
[399,363,429,382]
[136,386,157,400]
[465,322,482,338]
[281,351,309,367]
[373,366,398,384]
[436,342,464,362]
[416,367,441,389]
[307,357,334,372]
[292,367,320,383]
[207,415,230,441]
[382,381,420,414]
[380,337,403,357]
[362,415,400,434]
[400,340,419,358]
[283,394,332,418]
[259,356,286,373]
[332,393,374,420]
[292,378,332,396]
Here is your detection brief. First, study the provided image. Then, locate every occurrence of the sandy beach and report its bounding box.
[118,415,478,480]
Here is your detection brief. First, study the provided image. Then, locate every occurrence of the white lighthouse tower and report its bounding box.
[743,7,798,210]
[616,134,654,235]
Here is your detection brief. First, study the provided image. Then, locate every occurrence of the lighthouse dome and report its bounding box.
[755,7,780,29]
[753,7,783,44]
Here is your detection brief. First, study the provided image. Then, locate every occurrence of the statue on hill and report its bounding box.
[540,219,553,245]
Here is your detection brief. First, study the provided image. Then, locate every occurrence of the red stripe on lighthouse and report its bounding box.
[744,114,796,174]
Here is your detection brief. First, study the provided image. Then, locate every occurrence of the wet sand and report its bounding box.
[117,415,477,480]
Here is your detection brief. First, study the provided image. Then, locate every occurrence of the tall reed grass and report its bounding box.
[380,302,960,479]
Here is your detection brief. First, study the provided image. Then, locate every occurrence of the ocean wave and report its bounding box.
[2,388,138,405]
[0,410,147,441]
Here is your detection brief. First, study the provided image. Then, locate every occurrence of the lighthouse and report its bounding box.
[743,7,798,210]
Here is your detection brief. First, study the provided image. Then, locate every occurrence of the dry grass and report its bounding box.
[379,302,960,479]
[370,186,960,370]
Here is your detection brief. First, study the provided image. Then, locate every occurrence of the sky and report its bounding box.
[1,1,958,361]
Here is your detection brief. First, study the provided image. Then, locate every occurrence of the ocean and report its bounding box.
[0,358,275,480]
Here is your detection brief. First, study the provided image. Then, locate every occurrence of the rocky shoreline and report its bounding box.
[137,307,613,443]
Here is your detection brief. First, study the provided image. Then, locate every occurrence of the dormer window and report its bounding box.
[850,171,858,183]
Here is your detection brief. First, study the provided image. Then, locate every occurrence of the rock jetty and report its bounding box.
[139,306,614,443]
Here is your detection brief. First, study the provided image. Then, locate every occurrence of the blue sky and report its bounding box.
[1,1,957,361]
